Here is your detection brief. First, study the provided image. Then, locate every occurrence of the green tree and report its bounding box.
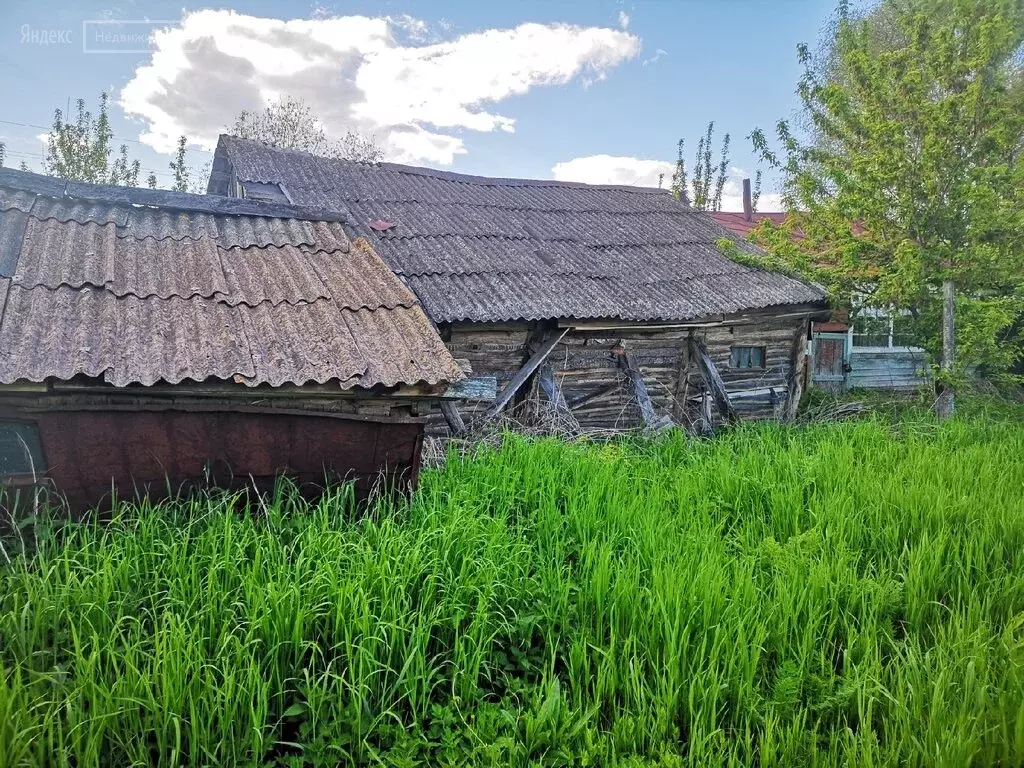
[43,92,194,190]
[748,0,1024,415]
[45,93,141,185]
[670,122,731,210]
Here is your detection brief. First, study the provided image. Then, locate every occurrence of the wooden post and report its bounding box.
[484,328,569,420]
[439,401,466,435]
[671,338,691,425]
[690,337,739,424]
[784,318,810,421]
[616,349,659,427]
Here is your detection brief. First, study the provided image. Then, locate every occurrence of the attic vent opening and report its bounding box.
[240,181,289,204]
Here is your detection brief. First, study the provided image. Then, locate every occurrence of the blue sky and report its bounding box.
[1,0,837,206]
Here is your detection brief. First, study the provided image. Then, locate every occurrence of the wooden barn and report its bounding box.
[0,169,463,511]
[210,137,830,433]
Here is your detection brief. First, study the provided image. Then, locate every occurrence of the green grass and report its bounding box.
[2,413,1023,766]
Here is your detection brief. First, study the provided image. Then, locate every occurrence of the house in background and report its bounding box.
[711,181,929,394]
[210,136,830,432]
[0,169,463,511]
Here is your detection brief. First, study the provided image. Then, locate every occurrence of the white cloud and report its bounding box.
[642,48,668,67]
[118,10,640,165]
[551,154,673,187]
[551,154,785,211]
[618,10,630,29]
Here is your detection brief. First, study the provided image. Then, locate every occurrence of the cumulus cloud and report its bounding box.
[119,10,640,165]
[551,154,673,187]
[550,154,784,211]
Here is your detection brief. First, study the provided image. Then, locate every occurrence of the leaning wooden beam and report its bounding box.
[484,328,569,420]
[537,363,571,417]
[616,350,660,427]
[690,338,739,424]
[439,401,466,436]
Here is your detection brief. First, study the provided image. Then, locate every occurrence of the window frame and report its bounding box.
[729,345,767,370]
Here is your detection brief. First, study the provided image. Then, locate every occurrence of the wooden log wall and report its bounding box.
[428,316,809,436]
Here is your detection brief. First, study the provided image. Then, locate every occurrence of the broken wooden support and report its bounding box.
[690,337,739,424]
[484,328,569,420]
[537,363,571,417]
[615,349,660,428]
[439,401,466,435]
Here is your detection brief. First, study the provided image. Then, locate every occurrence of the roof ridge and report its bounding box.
[219,134,679,196]
[0,167,351,224]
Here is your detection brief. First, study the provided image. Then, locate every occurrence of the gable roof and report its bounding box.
[0,168,462,390]
[211,136,827,324]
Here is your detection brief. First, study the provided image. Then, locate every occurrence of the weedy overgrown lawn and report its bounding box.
[1,415,1023,766]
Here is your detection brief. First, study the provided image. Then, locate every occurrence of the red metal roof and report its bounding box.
[708,211,792,239]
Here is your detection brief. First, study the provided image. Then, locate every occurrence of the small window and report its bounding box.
[730,346,765,369]
[0,421,45,479]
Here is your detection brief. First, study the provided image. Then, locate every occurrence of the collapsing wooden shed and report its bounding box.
[211,137,830,433]
[0,169,463,511]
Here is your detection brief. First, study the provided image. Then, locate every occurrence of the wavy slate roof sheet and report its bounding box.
[0,168,462,389]
[212,136,827,323]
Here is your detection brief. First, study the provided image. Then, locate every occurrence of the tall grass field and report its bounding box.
[1,414,1023,766]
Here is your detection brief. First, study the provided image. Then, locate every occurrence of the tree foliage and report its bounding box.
[169,136,190,193]
[748,0,1024,394]
[230,96,383,162]
[670,122,731,210]
[45,93,142,186]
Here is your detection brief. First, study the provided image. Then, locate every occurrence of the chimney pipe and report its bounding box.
[742,178,752,222]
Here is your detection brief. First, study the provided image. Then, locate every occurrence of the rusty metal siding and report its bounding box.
[20,408,423,512]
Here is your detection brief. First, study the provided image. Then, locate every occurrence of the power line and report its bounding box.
[0,118,152,147]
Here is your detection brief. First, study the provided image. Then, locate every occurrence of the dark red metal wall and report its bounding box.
[8,408,423,512]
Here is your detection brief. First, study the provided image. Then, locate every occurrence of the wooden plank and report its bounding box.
[443,376,498,401]
[537,363,571,417]
[617,350,660,427]
[691,338,739,424]
[484,328,569,419]
[439,401,466,435]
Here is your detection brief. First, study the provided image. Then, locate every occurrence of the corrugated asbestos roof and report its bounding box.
[0,168,462,389]
[212,136,827,323]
